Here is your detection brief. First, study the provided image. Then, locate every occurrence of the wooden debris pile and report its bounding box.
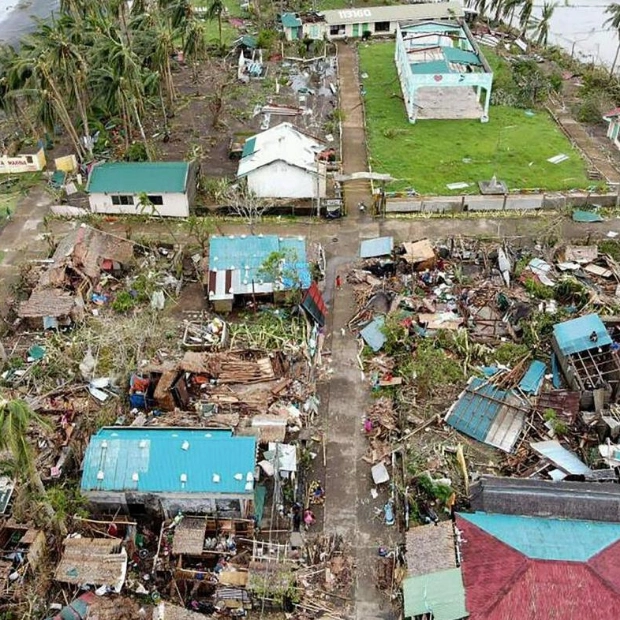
[294,535,353,620]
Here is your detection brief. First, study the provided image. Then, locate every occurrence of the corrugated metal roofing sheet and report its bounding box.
[553,313,611,356]
[237,123,323,177]
[458,512,620,561]
[281,12,302,27]
[403,568,468,620]
[360,316,386,352]
[443,47,483,67]
[81,428,256,495]
[86,162,189,194]
[529,440,591,475]
[457,514,620,620]
[242,136,257,158]
[410,60,451,74]
[359,236,394,258]
[208,235,311,292]
[518,360,546,395]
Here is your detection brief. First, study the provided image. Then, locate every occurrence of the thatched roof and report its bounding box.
[55,537,127,591]
[52,224,134,280]
[405,521,457,577]
[18,288,83,319]
[172,517,206,556]
[470,476,620,522]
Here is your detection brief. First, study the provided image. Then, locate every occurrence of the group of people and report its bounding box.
[291,503,316,531]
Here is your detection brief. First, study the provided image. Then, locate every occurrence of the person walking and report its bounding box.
[336,274,342,290]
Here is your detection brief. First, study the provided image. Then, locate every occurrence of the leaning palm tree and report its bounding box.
[206,0,224,47]
[529,1,557,46]
[605,3,620,76]
[0,397,66,535]
[518,0,534,37]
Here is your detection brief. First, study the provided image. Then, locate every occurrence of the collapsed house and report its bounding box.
[54,537,128,593]
[81,428,257,518]
[0,523,45,596]
[18,224,135,328]
[395,19,493,123]
[206,235,311,312]
[132,349,288,414]
[551,313,620,408]
[0,146,46,174]
[237,123,326,199]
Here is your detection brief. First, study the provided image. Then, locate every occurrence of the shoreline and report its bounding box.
[0,0,57,46]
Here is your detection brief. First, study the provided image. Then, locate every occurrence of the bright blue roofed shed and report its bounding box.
[81,428,257,517]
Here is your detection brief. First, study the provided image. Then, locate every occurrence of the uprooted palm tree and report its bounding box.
[0,397,66,536]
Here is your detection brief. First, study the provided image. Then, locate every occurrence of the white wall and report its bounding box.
[246,161,325,199]
[89,192,190,217]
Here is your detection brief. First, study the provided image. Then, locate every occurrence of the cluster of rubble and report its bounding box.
[0,226,338,619]
[350,235,620,520]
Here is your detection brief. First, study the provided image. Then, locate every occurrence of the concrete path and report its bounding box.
[323,41,396,620]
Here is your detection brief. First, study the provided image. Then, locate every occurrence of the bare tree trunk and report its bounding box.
[611,40,620,77]
[30,470,67,537]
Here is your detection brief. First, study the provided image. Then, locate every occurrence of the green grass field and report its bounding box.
[358,42,592,195]
[192,0,244,46]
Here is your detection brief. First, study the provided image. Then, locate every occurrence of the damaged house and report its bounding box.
[237,123,326,200]
[281,3,464,41]
[206,235,311,313]
[54,536,128,593]
[18,224,135,329]
[395,19,493,123]
[81,428,257,518]
[551,313,620,408]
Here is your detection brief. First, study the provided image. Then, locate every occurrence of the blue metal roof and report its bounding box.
[458,512,620,561]
[360,316,386,352]
[445,377,504,443]
[410,60,451,74]
[519,360,546,395]
[81,428,256,495]
[553,314,611,356]
[360,236,394,258]
[281,12,302,28]
[242,136,257,158]
[209,235,311,289]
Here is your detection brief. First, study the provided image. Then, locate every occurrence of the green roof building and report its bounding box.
[86,161,197,218]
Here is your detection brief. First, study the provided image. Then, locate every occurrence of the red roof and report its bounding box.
[457,515,620,620]
[604,107,620,118]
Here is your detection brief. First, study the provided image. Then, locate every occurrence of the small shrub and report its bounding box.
[112,291,137,313]
[576,96,605,124]
[124,142,148,162]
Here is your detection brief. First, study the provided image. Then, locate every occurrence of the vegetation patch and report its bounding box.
[358,42,591,195]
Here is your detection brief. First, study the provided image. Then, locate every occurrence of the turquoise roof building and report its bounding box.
[81,428,257,517]
[86,161,197,218]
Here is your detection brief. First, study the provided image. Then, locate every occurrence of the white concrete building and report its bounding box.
[237,123,326,199]
[86,161,197,218]
[281,2,464,41]
[395,20,493,123]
